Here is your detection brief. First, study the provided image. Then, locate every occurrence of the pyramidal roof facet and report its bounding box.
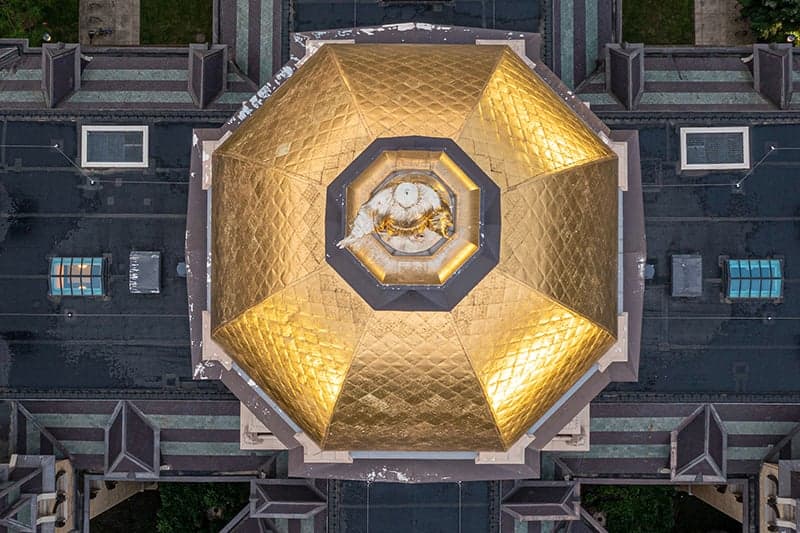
[211,44,618,451]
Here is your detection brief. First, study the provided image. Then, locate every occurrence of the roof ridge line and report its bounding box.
[320,307,377,449]
[504,153,618,193]
[327,46,377,139]
[452,45,509,141]
[448,313,508,450]
[494,267,617,339]
[211,150,323,187]
[212,265,326,336]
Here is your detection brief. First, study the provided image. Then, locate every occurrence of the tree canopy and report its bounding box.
[156,483,249,533]
[0,0,78,44]
[738,0,800,41]
[582,485,676,533]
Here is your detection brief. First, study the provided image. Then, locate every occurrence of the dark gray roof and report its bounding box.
[217,0,288,87]
[41,43,80,108]
[5,399,274,473]
[501,482,580,522]
[0,46,21,71]
[0,454,57,533]
[754,44,793,109]
[0,120,231,395]
[670,404,726,482]
[0,39,256,114]
[606,43,644,110]
[547,402,800,478]
[602,121,800,397]
[331,480,495,533]
[104,400,160,477]
[578,45,800,113]
[188,44,228,109]
[250,479,326,520]
[549,0,616,89]
[291,0,540,35]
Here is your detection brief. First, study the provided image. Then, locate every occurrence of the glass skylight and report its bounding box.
[726,259,782,300]
[49,257,105,296]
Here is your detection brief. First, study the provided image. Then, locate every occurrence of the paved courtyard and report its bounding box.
[694,0,753,45]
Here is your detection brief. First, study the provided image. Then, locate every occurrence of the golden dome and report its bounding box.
[211,44,618,451]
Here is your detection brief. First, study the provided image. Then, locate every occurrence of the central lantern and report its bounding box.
[210,44,619,452]
[325,136,500,310]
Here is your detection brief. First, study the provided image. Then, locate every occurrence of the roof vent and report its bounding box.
[671,254,703,298]
[129,251,161,294]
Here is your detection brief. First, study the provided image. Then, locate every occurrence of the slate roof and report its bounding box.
[104,400,160,477]
[7,399,274,473]
[546,403,800,477]
[0,41,258,112]
[577,46,800,112]
[670,404,726,482]
[549,0,616,89]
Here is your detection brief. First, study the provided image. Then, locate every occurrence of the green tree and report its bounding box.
[0,0,44,41]
[0,0,78,44]
[738,0,800,41]
[156,483,249,533]
[582,485,675,533]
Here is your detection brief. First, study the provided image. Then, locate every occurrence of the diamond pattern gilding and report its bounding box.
[212,269,372,444]
[332,44,503,139]
[457,48,613,189]
[452,271,615,446]
[498,157,618,334]
[212,156,326,328]
[324,312,503,451]
[209,44,622,451]
[216,46,372,185]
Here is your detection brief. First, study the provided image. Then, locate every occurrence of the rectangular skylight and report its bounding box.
[725,258,782,300]
[680,127,750,170]
[49,257,105,296]
[81,125,149,168]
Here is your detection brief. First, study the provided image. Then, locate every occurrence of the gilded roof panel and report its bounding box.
[210,44,620,452]
[451,270,616,446]
[212,268,372,444]
[216,46,372,184]
[211,156,326,328]
[331,44,503,139]
[324,311,503,450]
[497,157,618,333]
[457,48,613,189]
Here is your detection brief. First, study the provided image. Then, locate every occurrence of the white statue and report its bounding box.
[337,181,453,250]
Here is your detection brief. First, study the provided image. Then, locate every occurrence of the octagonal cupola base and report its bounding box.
[325,136,500,311]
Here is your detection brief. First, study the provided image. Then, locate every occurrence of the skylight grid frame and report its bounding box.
[49,257,105,297]
[725,258,783,300]
[680,126,751,171]
[81,125,149,168]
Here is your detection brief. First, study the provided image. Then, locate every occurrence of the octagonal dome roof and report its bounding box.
[211,44,618,451]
